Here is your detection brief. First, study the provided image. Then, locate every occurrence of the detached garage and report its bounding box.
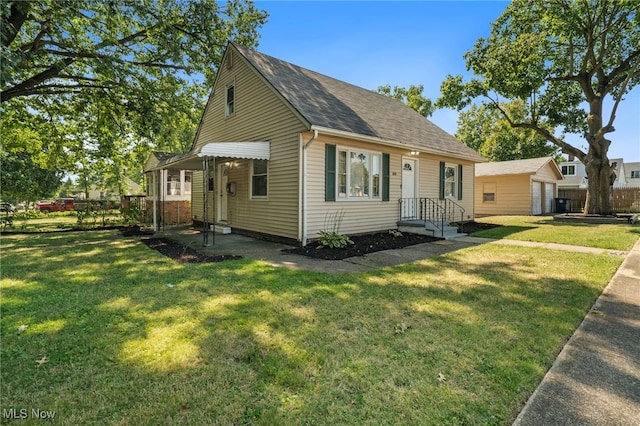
[475,157,564,216]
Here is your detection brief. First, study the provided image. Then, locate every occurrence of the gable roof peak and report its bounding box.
[230,43,484,162]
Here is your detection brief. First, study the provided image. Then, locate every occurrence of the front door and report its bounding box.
[401,158,418,219]
[218,163,229,222]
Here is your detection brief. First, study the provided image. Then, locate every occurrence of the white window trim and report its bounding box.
[444,163,458,199]
[562,165,576,176]
[225,80,235,117]
[336,146,382,201]
[250,159,268,200]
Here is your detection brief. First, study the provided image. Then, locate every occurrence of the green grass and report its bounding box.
[1,229,629,425]
[472,215,640,250]
[1,210,124,232]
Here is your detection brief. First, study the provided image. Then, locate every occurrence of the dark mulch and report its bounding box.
[283,231,440,260]
[139,237,242,263]
[283,222,503,261]
[132,222,502,263]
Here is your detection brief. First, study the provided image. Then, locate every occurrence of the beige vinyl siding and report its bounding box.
[418,156,475,221]
[475,174,532,216]
[191,48,307,240]
[475,162,561,217]
[306,135,477,239]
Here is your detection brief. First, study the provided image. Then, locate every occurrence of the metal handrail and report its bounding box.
[399,198,466,237]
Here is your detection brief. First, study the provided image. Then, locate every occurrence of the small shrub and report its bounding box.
[317,230,354,249]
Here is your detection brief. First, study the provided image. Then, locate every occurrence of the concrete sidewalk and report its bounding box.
[513,238,640,425]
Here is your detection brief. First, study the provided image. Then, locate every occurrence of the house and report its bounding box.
[475,157,563,216]
[143,152,193,225]
[624,162,640,187]
[71,176,142,207]
[144,42,485,245]
[558,157,627,189]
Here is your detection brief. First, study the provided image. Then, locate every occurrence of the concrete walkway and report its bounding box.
[512,237,640,426]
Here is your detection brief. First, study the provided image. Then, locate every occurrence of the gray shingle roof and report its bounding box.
[233,43,485,162]
[475,157,560,177]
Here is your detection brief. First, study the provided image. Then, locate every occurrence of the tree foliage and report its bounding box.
[456,100,559,161]
[437,0,640,214]
[377,84,435,118]
[1,0,268,196]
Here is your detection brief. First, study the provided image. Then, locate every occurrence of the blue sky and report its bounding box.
[253,1,640,162]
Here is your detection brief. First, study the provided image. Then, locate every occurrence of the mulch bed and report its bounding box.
[133,222,502,263]
[139,237,242,263]
[282,231,440,260]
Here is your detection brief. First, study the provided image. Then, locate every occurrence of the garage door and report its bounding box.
[544,183,555,213]
[531,182,542,215]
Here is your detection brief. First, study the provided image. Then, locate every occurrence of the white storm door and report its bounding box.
[218,163,229,222]
[401,158,418,219]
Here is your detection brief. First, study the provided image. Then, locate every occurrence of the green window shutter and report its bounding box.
[325,144,336,201]
[382,153,390,201]
[457,164,463,200]
[439,161,445,200]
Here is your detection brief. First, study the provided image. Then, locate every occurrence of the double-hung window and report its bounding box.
[561,165,575,176]
[439,161,463,200]
[444,164,458,198]
[225,84,235,116]
[336,148,381,200]
[251,159,268,198]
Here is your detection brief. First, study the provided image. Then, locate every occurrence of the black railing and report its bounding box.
[398,198,466,236]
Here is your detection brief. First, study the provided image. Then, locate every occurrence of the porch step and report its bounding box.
[210,224,232,234]
[397,220,467,240]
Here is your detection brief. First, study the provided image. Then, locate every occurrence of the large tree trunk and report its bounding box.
[582,94,613,215]
[584,153,612,215]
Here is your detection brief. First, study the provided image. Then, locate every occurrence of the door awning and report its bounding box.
[145,141,270,171]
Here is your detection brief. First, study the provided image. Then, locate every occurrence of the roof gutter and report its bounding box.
[310,125,485,163]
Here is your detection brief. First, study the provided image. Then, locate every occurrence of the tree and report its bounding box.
[1,0,268,193]
[456,100,560,161]
[437,0,640,214]
[0,150,63,202]
[377,85,435,117]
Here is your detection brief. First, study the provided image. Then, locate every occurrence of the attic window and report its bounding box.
[561,165,575,176]
[225,84,235,116]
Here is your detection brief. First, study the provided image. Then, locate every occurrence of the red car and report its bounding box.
[36,198,75,213]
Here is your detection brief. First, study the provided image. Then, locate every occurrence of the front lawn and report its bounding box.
[471,215,639,250]
[0,230,626,424]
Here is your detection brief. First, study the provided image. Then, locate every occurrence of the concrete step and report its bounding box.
[398,220,467,240]
[210,224,232,234]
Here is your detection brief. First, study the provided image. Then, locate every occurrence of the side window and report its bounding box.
[167,171,181,196]
[483,183,496,202]
[225,84,235,116]
[251,159,268,198]
[444,164,457,198]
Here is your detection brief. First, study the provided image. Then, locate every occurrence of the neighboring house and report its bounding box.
[625,162,640,187]
[144,152,193,225]
[72,177,142,205]
[558,157,627,188]
[475,157,563,216]
[144,42,484,245]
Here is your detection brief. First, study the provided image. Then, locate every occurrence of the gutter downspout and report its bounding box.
[301,129,318,246]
